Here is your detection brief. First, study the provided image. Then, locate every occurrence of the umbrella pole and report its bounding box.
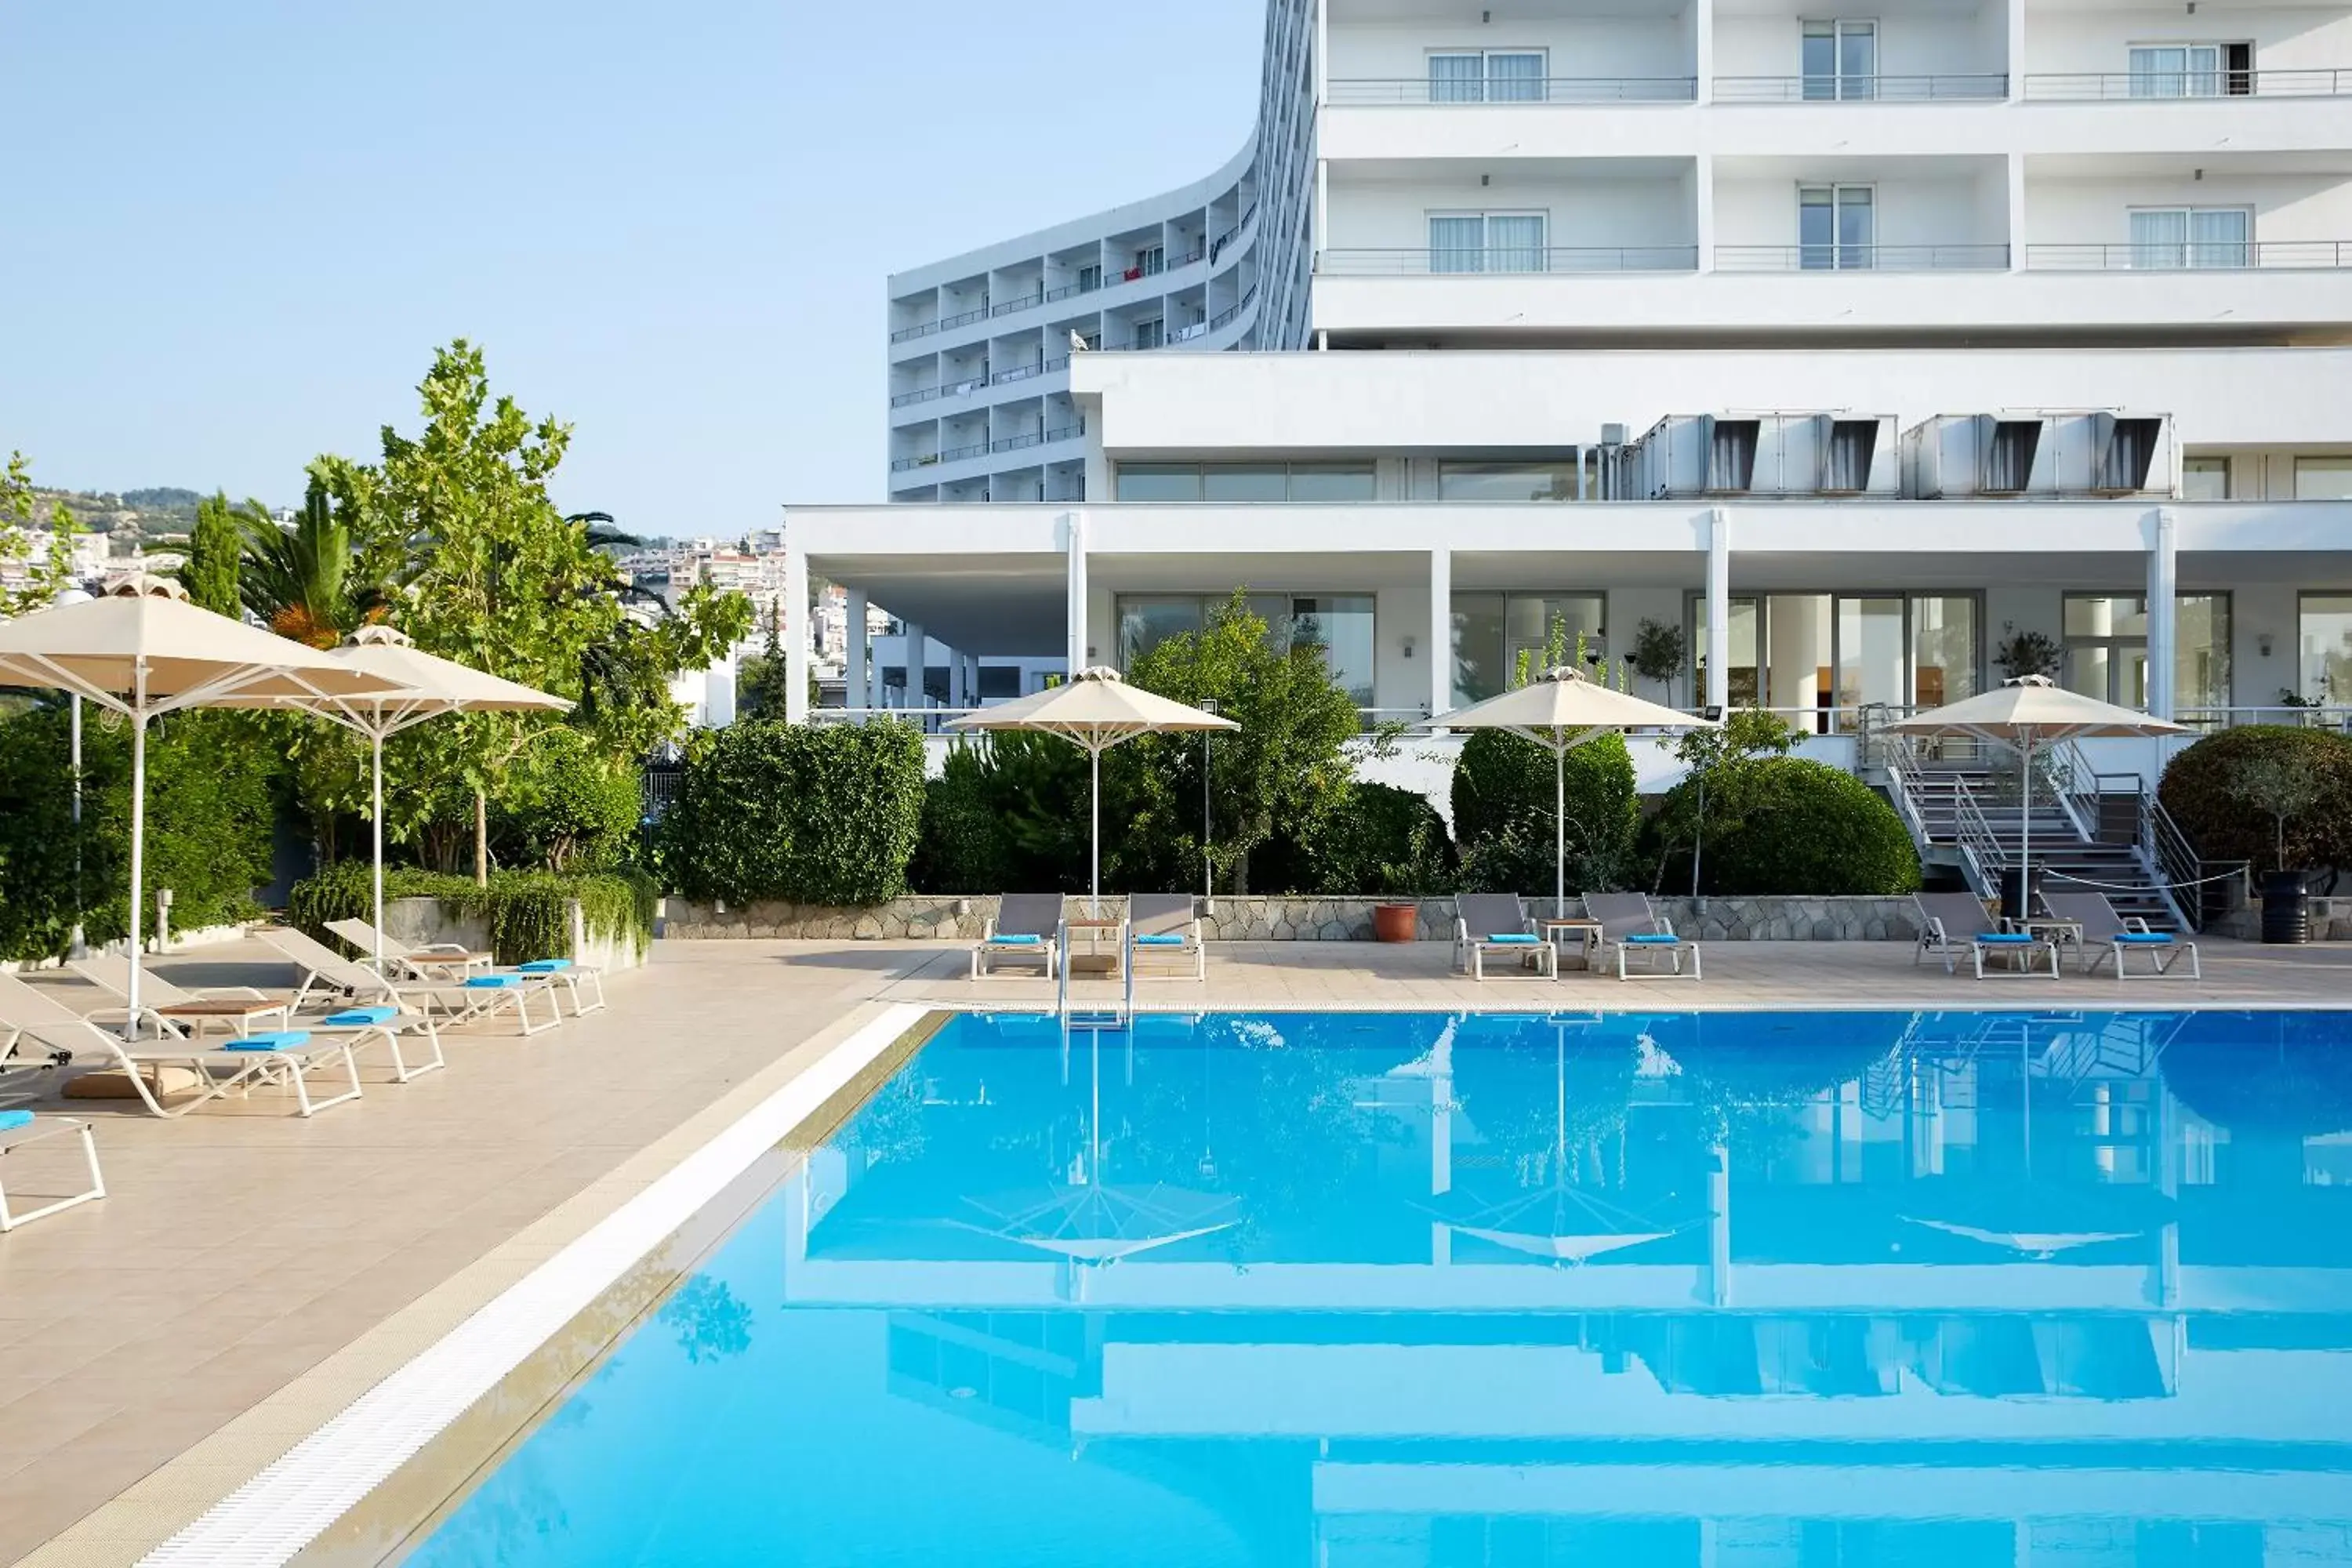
[1090,745,1101,915]
[372,728,387,975]
[1555,746,1567,919]
[2019,735,2033,920]
[125,671,147,1043]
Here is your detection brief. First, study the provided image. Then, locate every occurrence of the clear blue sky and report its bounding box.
[0,1,1263,530]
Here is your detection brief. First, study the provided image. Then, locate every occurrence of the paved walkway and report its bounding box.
[1,931,2345,1564]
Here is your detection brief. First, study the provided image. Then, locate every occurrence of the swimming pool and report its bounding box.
[405,1009,2352,1566]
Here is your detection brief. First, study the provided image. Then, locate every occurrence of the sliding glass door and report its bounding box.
[1695,592,1979,731]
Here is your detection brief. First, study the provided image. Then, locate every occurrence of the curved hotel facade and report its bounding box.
[808,0,2352,758]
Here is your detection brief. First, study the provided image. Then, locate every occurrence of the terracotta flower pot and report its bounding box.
[1372,902,1420,943]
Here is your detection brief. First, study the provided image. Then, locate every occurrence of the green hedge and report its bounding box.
[288,861,656,964]
[0,705,278,961]
[659,720,925,906]
[1649,756,1921,896]
[2156,724,2352,873]
[1289,781,1456,896]
[1451,730,1639,895]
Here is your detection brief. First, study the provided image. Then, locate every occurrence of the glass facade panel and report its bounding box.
[2062,593,2227,710]
[1287,464,1378,502]
[1439,461,1582,502]
[2299,594,2352,703]
[1836,596,1906,724]
[1200,466,1289,503]
[1115,464,1202,503]
[1119,593,1373,705]
[1694,596,1764,709]
[1450,593,1606,706]
[1118,596,1205,667]
[2296,457,2352,500]
[1113,462,1376,503]
[1292,595,1377,706]
[2181,456,2230,500]
[1911,595,1977,708]
[2176,593,2233,712]
[1697,592,1980,726]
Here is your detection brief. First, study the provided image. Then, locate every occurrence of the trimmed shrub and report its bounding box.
[288,861,656,964]
[908,745,1016,894]
[1450,729,1639,895]
[1650,755,1920,896]
[659,720,925,906]
[2156,724,2352,873]
[498,727,644,873]
[1279,781,1456,896]
[0,705,278,961]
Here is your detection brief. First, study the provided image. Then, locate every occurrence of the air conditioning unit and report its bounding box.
[1624,412,1897,499]
[1902,412,2174,498]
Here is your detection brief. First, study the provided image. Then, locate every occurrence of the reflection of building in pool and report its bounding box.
[780,1011,2352,1558]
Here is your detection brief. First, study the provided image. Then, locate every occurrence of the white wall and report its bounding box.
[1714,162,2007,246]
[1715,6,2003,78]
[1328,17,1693,82]
[2023,167,2352,245]
[2024,5,2352,74]
[1326,169,1699,251]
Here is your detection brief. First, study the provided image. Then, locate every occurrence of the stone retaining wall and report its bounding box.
[658,895,1926,942]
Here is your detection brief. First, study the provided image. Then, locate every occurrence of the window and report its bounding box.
[2063,593,2230,711]
[1133,318,1165,350]
[2296,457,2352,499]
[2128,42,2250,97]
[1693,592,1978,729]
[1112,461,1377,503]
[2129,208,2250,269]
[1427,49,1547,103]
[1451,593,1607,706]
[1798,185,1873,270]
[2299,594,2352,703]
[1428,212,1548,274]
[2182,456,2230,499]
[1077,263,1102,292]
[1137,245,1165,277]
[1802,20,1877,100]
[1118,592,1377,704]
[1439,460,1582,502]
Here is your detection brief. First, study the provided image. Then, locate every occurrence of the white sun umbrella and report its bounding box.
[218,626,572,975]
[947,666,1235,909]
[0,577,405,1033]
[1427,666,1715,916]
[1886,675,2189,915]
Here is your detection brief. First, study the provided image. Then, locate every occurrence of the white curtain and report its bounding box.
[2130,209,2188,268]
[2130,45,2219,97]
[1486,53,1544,102]
[2190,208,2249,268]
[1428,53,1483,103]
[1486,215,1547,272]
[1428,216,1484,273]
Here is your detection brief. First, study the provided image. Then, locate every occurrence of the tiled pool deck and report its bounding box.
[2,931,2347,1566]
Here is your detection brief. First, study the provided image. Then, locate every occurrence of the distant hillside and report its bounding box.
[24,485,275,543]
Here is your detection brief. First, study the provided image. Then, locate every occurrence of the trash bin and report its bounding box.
[2261,869,2310,946]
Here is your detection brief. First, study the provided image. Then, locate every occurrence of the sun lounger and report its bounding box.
[69,954,445,1083]
[325,918,493,978]
[1128,893,1206,981]
[0,1112,106,1231]
[973,894,1063,979]
[0,971,369,1119]
[2039,890,2201,980]
[1454,894,1559,980]
[1914,891,2057,978]
[1584,892,1701,981]
[324,918,605,1016]
[258,927,562,1036]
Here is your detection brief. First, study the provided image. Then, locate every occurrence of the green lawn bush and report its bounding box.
[907,745,1017,894]
[496,727,644,873]
[1648,755,1920,896]
[659,719,925,906]
[2156,724,2352,872]
[1450,730,1639,895]
[0,705,278,961]
[1268,780,1456,896]
[288,860,656,963]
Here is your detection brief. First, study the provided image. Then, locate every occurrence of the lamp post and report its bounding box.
[54,587,93,958]
[1200,698,1220,912]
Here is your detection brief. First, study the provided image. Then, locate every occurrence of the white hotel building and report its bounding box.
[789,0,2352,782]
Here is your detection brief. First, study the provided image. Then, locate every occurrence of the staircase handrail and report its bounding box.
[1950,774,2006,893]
[2047,738,2100,841]
[2141,788,2247,933]
[1883,744,1933,848]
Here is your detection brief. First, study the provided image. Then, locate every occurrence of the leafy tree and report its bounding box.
[184,492,245,616]
[2231,750,2329,873]
[1114,590,1362,893]
[239,464,379,646]
[499,727,644,873]
[1,452,76,614]
[1646,707,1798,894]
[735,601,794,722]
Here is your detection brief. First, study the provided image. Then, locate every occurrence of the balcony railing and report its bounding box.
[887,373,990,409]
[1207,283,1258,331]
[2025,240,2352,270]
[1317,246,1700,275]
[2023,67,2350,101]
[1327,75,1697,104]
[989,423,1086,456]
[1712,73,2008,102]
[1715,244,2011,271]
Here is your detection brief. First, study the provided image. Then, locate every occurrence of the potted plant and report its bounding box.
[1368,801,1454,942]
[1992,626,2064,683]
[1628,618,1688,705]
[2232,751,2327,944]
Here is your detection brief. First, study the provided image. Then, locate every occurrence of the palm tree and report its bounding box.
[238,470,383,648]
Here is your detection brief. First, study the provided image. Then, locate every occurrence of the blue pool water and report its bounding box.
[410,1010,2352,1566]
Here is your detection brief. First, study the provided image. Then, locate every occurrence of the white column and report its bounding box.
[2146,506,2178,719]
[1064,510,1089,676]
[1428,546,1451,720]
[845,589,870,718]
[2005,152,2027,271]
[1693,154,1715,272]
[902,619,926,710]
[783,541,810,724]
[966,652,982,704]
[947,644,967,709]
[1705,507,1732,713]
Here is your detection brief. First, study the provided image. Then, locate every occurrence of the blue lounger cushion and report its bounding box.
[1626,933,1683,946]
[1976,932,2034,944]
[0,1109,33,1133]
[225,1030,312,1052]
[2116,932,2176,945]
[465,975,528,989]
[1486,933,1540,944]
[517,958,572,973]
[1134,934,1188,946]
[324,1005,399,1026]
[990,933,1043,946]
